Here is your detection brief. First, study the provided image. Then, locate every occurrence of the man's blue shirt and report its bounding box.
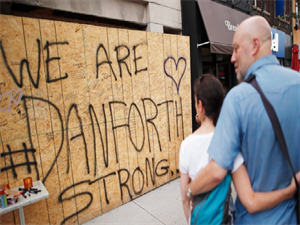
[208,55,300,224]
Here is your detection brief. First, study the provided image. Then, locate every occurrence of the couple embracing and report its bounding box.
[180,16,300,225]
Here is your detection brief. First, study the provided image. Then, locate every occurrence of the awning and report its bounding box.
[197,0,250,55]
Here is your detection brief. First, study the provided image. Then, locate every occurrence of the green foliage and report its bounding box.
[280,12,299,19]
[279,0,300,19]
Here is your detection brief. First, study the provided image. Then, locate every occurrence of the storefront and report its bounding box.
[182,0,292,130]
[196,0,250,94]
[196,1,292,94]
[271,28,285,59]
[271,27,293,67]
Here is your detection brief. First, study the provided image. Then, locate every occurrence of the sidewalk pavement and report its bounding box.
[83,178,237,225]
[83,178,186,225]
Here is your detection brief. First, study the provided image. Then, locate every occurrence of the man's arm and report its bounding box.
[232,164,300,214]
[189,160,227,196]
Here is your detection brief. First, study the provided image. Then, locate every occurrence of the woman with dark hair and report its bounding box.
[179,74,299,225]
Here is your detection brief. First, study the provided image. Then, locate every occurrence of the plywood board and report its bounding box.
[0,14,192,225]
[147,32,169,187]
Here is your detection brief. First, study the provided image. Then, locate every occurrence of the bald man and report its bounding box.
[187,16,300,224]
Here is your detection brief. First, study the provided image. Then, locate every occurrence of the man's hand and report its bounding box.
[190,160,227,195]
[289,171,300,197]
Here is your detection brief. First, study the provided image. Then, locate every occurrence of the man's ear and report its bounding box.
[252,38,260,56]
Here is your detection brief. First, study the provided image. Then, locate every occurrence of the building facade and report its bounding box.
[0,0,182,34]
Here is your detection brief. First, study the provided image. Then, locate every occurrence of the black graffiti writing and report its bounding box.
[131,167,144,195]
[0,39,41,88]
[175,97,184,138]
[88,172,116,204]
[0,34,186,224]
[0,143,37,178]
[14,95,182,185]
[96,43,148,81]
[142,98,161,152]
[58,180,93,225]
[145,157,155,186]
[0,39,70,89]
[155,159,169,177]
[128,103,145,152]
[58,157,168,224]
[109,101,128,164]
[0,39,150,91]
[117,158,169,201]
[118,169,132,201]
[89,104,109,175]
[117,158,170,201]
[96,44,117,80]
[114,45,131,78]
[22,98,40,180]
[132,44,147,75]
[44,41,69,83]
[66,104,89,174]
[22,95,64,183]
[108,100,146,160]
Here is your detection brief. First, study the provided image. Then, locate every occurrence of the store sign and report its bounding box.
[224,20,239,31]
[271,28,285,58]
[271,32,279,52]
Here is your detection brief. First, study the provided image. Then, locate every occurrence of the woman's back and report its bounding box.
[179,132,214,181]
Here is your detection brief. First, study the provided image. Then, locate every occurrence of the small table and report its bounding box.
[0,180,49,225]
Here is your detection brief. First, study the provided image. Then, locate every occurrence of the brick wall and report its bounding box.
[251,0,292,35]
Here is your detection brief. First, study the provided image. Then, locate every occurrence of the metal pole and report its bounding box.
[18,207,26,225]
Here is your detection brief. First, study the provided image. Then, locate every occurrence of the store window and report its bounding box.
[201,48,237,94]
[284,0,290,21]
[276,0,290,22]
[216,54,236,94]
[253,0,269,12]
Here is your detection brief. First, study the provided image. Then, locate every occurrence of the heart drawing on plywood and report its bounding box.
[163,56,186,95]
[0,89,23,114]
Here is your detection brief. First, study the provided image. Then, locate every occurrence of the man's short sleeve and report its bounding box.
[208,91,242,171]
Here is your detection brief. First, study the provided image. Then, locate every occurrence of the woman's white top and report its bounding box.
[179,132,244,180]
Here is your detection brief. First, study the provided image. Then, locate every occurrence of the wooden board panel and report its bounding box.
[116,28,140,200]
[22,17,52,225]
[146,32,169,187]
[177,36,192,173]
[39,19,73,225]
[162,34,177,182]
[0,15,34,145]
[82,24,121,215]
[0,14,192,225]
[169,34,179,180]
[0,144,15,224]
[128,30,153,195]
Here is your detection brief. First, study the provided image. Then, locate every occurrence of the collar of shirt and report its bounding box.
[244,55,280,81]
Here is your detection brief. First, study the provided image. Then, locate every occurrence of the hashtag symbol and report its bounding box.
[1,143,37,178]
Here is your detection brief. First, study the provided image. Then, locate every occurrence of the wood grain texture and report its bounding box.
[0,14,191,225]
